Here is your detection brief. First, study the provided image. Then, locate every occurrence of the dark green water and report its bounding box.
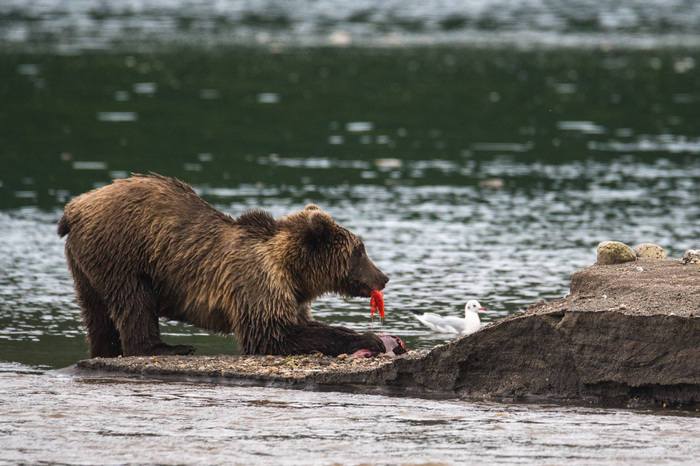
[2,46,699,209]
[1,46,700,369]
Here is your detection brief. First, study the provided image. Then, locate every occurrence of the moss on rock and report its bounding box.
[597,241,636,265]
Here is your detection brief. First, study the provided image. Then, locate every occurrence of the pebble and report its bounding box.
[681,249,700,264]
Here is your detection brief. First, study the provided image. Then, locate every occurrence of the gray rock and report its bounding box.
[368,260,700,407]
[634,243,667,259]
[681,249,700,264]
[597,241,636,265]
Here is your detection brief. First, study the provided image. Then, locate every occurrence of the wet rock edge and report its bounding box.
[74,259,700,409]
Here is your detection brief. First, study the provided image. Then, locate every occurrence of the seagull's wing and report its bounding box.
[435,316,472,334]
[413,312,447,332]
[414,313,464,334]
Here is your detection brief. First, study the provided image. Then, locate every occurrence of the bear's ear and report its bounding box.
[305,203,321,211]
[308,210,334,239]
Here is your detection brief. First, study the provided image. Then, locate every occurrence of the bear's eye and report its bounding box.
[352,243,365,258]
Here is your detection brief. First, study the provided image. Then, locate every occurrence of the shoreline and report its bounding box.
[74,258,700,409]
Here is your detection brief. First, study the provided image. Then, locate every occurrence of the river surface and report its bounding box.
[4,0,700,50]
[2,0,700,464]
[1,363,700,465]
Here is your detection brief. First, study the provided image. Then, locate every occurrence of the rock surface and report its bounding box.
[682,249,700,264]
[75,259,700,409]
[634,243,667,259]
[597,241,637,265]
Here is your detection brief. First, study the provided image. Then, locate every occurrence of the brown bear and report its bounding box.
[58,173,391,358]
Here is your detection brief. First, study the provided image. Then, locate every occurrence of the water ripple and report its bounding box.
[1,156,699,355]
[0,368,698,465]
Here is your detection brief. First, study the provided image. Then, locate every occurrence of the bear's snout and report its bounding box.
[375,271,390,291]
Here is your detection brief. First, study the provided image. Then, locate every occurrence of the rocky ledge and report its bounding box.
[75,258,700,409]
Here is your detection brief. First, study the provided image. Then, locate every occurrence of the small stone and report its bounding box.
[337,353,348,359]
[597,241,636,265]
[635,243,667,259]
[680,249,700,264]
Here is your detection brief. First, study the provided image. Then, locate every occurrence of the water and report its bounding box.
[2,0,700,463]
[4,0,700,50]
[2,159,699,366]
[2,364,699,465]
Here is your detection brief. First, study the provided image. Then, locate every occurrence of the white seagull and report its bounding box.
[412,300,484,335]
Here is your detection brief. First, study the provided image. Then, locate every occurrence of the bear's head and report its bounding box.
[282,204,389,302]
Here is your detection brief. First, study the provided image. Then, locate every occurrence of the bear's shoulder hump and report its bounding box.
[235,209,277,232]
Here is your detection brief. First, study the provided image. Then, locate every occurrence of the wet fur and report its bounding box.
[58,173,389,357]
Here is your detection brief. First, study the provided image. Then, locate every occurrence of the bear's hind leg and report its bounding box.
[112,275,195,357]
[69,260,123,358]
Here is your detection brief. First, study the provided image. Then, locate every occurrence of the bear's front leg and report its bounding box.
[276,322,387,357]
